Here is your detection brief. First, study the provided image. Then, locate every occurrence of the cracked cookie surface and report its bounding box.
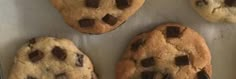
[8,37,97,79]
[191,0,236,23]
[51,0,145,34]
[116,23,212,79]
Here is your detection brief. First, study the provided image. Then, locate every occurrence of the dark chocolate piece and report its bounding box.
[28,50,44,63]
[76,54,84,67]
[141,57,155,67]
[79,19,95,27]
[116,0,132,9]
[86,0,100,8]
[102,14,118,26]
[130,38,145,51]
[197,70,209,79]
[52,46,67,61]
[166,26,181,38]
[175,55,189,66]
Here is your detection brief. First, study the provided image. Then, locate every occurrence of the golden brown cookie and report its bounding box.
[116,23,212,79]
[51,0,145,34]
[8,37,97,79]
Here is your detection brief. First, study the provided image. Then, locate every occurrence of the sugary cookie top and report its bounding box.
[9,37,96,79]
[51,0,145,34]
[116,23,212,79]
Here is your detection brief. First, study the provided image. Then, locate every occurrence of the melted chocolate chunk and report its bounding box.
[116,0,132,9]
[27,76,37,79]
[130,38,145,51]
[225,0,236,7]
[141,57,155,67]
[28,50,44,63]
[76,54,84,67]
[79,19,95,27]
[102,14,118,26]
[197,70,209,79]
[52,46,67,61]
[175,55,189,66]
[141,71,156,79]
[86,0,100,8]
[55,73,67,79]
[166,26,181,38]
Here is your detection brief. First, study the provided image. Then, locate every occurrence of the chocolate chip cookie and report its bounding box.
[8,37,97,79]
[116,23,212,79]
[51,0,145,34]
[191,0,236,23]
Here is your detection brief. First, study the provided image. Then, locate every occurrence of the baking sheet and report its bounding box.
[0,0,236,79]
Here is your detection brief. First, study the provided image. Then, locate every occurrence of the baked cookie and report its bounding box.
[51,0,145,34]
[116,23,212,79]
[191,0,236,23]
[8,37,97,79]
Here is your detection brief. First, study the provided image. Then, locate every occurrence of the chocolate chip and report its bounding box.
[86,0,100,8]
[76,54,84,67]
[27,76,37,79]
[28,38,36,45]
[55,73,67,79]
[79,19,95,27]
[141,57,155,67]
[141,71,156,79]
[225,0,236,7]
[130,38,145,51]
[175,55,189,66]
[166,26,181,38]
[102,14,118,26]
[196,0,208,7]
[52,46,67,61]
[28,50,44,63]
[197,70,209,79]
[116,0,132,9]
[163,74,172,79]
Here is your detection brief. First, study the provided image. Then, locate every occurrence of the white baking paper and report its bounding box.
[0,0,236,79]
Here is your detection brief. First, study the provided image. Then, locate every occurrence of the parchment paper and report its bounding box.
[0,0,236,79]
